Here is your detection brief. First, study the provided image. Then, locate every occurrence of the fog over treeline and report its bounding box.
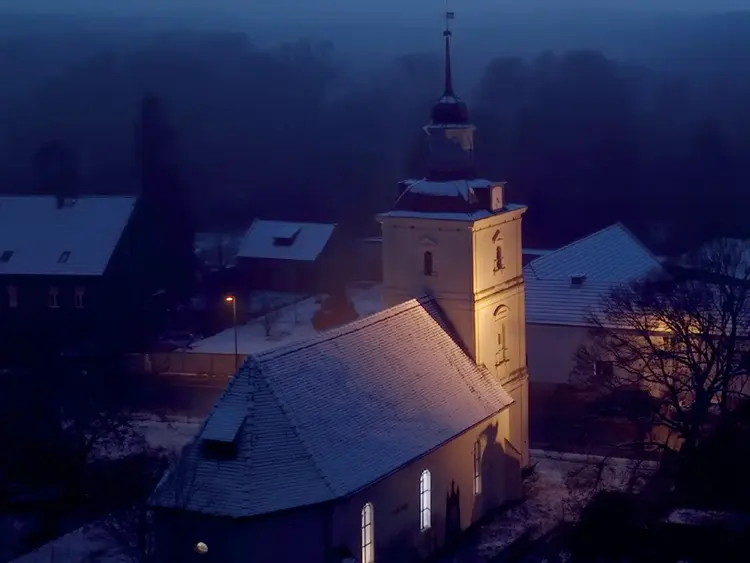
[1,6,750,251]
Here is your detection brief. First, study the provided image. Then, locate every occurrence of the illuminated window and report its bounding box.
[48,287,59,308]
[7,286,17,308]
[473,441,482,495]
[361,502,374,563]
[74,287,86,309]
[419,469,432,531]
[495,246,504,271]
[423,251,433,276]
[194,541,208,555]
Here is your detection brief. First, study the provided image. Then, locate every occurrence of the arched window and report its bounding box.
[473,441,482,495]
[419,469,432,530]
[361,502,374,563]
[423,251,433,276]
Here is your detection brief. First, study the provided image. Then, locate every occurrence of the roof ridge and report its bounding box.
[254,297,432,362]
[614,221,663,270]
[540,223,622,258]
[257,361,338,497]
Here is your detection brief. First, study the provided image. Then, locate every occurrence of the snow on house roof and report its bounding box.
[0,195,138,276]
[525,277,619,328]
[236,219,335,262]
[380,203,526,223]
[151,297,513,517]
[525,223,662,283]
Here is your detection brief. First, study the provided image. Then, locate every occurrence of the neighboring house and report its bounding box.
[151,23,529,563]
[236,219,341,293]
[524,223,664,389]
[0,194,147,352]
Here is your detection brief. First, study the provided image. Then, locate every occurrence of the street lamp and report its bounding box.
[225,295,238,369]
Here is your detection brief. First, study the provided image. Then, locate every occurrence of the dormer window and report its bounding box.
[423,251,434,276]
[272,228,301,247]
[58,251,71,264]
[0,250,13,263]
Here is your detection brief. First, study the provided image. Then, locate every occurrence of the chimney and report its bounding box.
[570,274,586,287]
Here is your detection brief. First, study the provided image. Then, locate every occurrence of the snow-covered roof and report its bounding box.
[525,277,618,328]
[236,219,335,262]
[151,297,513,517]
[0,195,138,276]
[403,177,492,199]
[524,223,662,283]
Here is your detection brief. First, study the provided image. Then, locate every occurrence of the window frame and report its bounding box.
[7,285,18,308]
[594,360,614,379]
[74,287,86,309]
[423,251,434,276]
[48,286,60,308]
[361,502,374,563]
[419,469,432,531]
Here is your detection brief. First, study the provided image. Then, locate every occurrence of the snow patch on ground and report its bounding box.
[187,283,383,355]
[445,450,658,563]
[131,413,203,454]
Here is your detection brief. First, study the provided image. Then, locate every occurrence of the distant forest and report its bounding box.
[1,11,750,252]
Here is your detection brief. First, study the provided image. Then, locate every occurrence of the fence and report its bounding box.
[126,352,246,378]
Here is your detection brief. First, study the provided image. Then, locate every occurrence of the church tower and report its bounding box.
[378,13,529,467]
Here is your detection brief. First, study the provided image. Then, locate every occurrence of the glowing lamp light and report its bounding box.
[225,295,234,303]
[194,541,209,555]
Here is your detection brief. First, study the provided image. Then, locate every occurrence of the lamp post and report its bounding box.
[225,295,238,369]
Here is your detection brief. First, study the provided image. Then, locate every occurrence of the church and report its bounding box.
[150,16,529,563]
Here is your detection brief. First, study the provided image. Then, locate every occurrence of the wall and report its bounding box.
[331,409,522,563]
[153,502,330,563]
[526,323,592,385]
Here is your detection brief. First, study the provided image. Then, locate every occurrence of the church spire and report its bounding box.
[443,12,454,96]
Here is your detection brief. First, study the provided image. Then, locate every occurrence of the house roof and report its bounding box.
[0,195,138,276]
[236,219,335,262]
[524,223,662,283]
[151,297,514,518]
[525,277,619,328]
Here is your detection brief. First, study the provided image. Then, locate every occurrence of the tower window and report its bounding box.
[361,502,374,563]
[494,246,504,271]
[473,441,482,495]
[419,469,432,531]
[495,322,508,366]
[423,251,434,276]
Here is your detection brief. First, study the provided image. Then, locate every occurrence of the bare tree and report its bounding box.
[573,238,750,460]
[251,292,281,337]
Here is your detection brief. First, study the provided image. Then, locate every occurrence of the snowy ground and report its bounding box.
[130,413,202,453]
[12,449,657,563]
[444,450,658,563]
[187,282,383,355]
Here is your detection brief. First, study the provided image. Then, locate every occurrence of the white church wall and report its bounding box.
[153,502,329,563]
[331,407,521,563]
